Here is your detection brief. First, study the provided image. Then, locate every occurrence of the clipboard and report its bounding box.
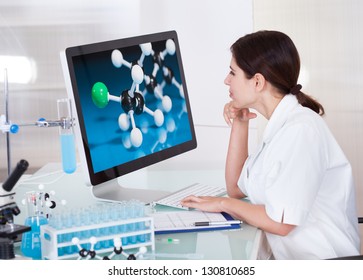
[149,210,242,234]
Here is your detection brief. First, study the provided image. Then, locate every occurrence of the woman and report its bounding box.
[181,30,360,259]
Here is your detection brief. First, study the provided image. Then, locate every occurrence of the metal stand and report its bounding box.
[1,72,76,176]
[3,69,11,175]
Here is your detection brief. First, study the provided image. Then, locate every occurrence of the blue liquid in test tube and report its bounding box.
[57,98,76,174]
[60,133,76,174]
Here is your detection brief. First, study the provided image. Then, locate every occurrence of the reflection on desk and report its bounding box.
[13,163,262,260]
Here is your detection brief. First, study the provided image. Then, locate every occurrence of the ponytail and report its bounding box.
[290,84,325,116]
[296,92,325,116]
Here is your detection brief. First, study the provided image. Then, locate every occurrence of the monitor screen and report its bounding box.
[60,31,197,202]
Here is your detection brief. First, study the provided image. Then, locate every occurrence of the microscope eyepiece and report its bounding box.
[2,159,29,192]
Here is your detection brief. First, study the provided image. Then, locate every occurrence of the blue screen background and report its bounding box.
[72,39,193,173]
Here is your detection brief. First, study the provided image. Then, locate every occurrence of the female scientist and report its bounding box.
[181,30,360,259]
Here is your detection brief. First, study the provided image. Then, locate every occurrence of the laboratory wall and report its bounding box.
[253,0,363,254]
[0,0,253,179]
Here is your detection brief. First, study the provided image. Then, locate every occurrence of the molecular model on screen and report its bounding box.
[91,39,184,148]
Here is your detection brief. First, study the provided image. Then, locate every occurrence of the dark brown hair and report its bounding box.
[231,30,325,116]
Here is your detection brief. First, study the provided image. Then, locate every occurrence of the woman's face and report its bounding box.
[224,56,257,109]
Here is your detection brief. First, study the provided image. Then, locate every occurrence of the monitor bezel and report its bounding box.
[61,30,197,186]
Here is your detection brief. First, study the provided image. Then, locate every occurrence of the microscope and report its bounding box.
[0,159,31,259]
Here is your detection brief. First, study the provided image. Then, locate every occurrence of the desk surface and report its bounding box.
[13,163,261,260]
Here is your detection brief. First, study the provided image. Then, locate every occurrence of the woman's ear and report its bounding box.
[253,73,266,92]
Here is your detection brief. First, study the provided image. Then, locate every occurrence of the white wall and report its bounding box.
[139,0,255,170]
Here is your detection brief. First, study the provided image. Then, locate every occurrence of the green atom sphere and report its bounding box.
[92,82,109,108]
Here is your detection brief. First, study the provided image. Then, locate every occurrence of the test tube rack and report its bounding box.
[40,216,155,260]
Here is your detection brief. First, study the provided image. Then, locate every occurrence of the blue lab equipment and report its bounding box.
[40,201,154,259]
[21,191,48,259]
[57,98,77,174]
[60,133,76,174]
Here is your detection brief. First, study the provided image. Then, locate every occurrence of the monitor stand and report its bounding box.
[91,180,170,205]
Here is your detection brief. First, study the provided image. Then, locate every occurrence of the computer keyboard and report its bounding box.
[153,183,227,210]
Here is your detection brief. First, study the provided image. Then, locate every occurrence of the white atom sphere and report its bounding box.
[90,237,97,244]
[158,128,167,144]
[111,49,123,68]
[113,238,122,247]
[139,246,148,254]
[166,118,176,132]
[166,39,176,55]
[122,134,132,149]
[72,237,80,244]
[162,96,172,113]
[131,64,144,84]
[154,109,164,127]
[140,43,152,56]
[118,113,130,131]
[131,128,143,148]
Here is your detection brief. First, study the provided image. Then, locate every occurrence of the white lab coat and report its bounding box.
[238,94,360,259]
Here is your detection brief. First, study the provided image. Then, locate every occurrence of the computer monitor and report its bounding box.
[60,30,197,203]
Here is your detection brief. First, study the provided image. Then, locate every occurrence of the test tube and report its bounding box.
[128,201,137,244]
[57,98,76,174]
[100,204,111,248]
[48,213,65,256]
[119,202,128,246]
[61,210,74,254]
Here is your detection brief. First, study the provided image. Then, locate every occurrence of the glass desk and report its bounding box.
[13,163,262,260]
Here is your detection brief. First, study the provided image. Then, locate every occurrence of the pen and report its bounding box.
[156,237,180,244]
[193,220,243,227]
